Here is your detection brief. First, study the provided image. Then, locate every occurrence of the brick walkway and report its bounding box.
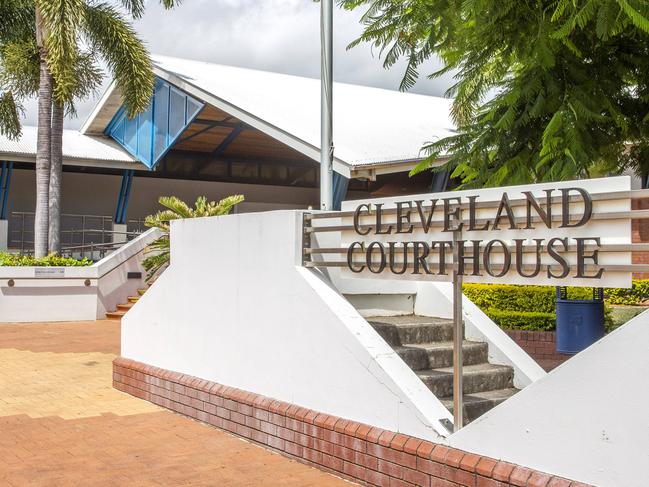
[0,321,351,486]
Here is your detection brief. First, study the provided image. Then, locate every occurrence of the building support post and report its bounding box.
[452,230,464,431]
[0,161,13,250]
[320,0,334,210]
[113,169,134,244]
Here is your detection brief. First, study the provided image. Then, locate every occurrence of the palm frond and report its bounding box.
[81,2,154,116]
[0,91,21,139]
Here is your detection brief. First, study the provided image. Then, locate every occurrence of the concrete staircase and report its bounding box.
[106,289,146,321]
[368,315,518,424]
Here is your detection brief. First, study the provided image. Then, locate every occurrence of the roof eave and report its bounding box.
[80,81,120,135]
[2,152,142,170]
[349,155,450,180]
[153,66,354,178]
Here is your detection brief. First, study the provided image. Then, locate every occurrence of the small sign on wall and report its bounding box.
[34,268,65,278]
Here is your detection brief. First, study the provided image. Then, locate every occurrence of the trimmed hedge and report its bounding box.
[605,280,649,305]
[484,309,556,331]
[464,283,617,332]
[462,284,594,314]
[0,252,92,267]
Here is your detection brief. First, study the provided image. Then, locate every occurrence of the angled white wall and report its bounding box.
[121,210,453,440]
[0,228,159,322]
[449,310,649,487]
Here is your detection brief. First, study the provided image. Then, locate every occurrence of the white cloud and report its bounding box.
[20,0,455,129]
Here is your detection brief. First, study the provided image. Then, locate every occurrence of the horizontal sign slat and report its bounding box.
[305,176,643,288]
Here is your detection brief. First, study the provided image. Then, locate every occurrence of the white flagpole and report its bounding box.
[320,0,334,210]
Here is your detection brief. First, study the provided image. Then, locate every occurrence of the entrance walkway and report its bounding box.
[0,321,351,486]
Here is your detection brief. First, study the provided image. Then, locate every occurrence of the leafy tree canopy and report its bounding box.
[341,0,649,188]
[0,0,179,139]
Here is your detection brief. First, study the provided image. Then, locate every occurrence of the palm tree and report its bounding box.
[0,1,31,140]
[34,5,51,257]
[2,0,180,257]
[143,195,245,281]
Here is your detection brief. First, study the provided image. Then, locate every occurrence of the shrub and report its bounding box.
[0,252,92,267]
[484,309,556,331]
[464,283,617,332]
[143,194,244,281]
[605,280,649,305]
[462,284,594,314]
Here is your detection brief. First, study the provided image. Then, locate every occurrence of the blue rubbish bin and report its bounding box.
[555,287,605,354]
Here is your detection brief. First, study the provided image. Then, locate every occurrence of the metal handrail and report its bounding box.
[7,211,144,256]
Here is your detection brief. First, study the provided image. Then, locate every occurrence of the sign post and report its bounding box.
[319,0,334,210]
[452,229,463,431]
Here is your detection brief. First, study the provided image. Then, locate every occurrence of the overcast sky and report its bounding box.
[20,0,455,129]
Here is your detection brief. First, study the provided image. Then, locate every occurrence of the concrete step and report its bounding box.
[441,388,519,423]
[395,341,488,370]
[117,303,134,311]
[127,296,140,304]
[105,311,126,321]
[368,316,455,346]
[417,363,514,397]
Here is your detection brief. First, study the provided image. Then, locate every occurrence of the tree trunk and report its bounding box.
[48,102,64,255]
[34,7,51,258]
[34,55,52,258]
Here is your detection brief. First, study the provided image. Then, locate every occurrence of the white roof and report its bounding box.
[151,55,454,176]
[0,126,137,167]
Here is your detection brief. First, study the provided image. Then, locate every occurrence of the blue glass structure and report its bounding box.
[0,161,13,219]
[106,78,204,169]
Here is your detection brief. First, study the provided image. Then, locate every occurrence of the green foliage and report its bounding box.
[0,251,91,266]
[463,284,597,313]
[0,91,21,139]
[604,280,649,305]
[142,195,245,281]
[0,0,181,138]
[342,0,649,188]
[484,309,557,332]
[463,283,617,331]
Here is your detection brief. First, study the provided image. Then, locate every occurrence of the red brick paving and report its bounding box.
[0,320,351,486]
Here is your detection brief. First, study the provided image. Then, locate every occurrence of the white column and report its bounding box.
[112,223,128,245]
[0,219,7,250]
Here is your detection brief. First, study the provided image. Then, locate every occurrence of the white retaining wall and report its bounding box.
[121,211,453,440]
[449,310,649,487]
[0,228,160,322]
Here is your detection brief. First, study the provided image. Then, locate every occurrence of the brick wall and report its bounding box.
[505,330,569,372]
[113,357,588,487]
[632,198,649,279]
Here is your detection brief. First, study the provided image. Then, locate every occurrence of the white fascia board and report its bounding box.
[350,156,451,179]
[154,67,353,179]
[5,153,145,171]
[80,80,117,135]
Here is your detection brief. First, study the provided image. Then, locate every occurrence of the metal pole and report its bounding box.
[452,230,464,431]
[320,0,334,210]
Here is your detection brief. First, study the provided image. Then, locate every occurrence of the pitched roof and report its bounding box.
[83,55,455,177]
[0,126,139,168]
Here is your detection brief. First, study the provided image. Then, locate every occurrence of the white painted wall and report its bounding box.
[449,310,649,487]
[0,228,159,322]
[121,211,453,440]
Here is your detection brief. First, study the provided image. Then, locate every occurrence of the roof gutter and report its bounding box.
[1,152,143,171]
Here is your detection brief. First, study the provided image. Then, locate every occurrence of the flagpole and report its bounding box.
[320,0,334,210]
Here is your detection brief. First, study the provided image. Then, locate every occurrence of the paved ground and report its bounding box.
[0,320,350,486]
